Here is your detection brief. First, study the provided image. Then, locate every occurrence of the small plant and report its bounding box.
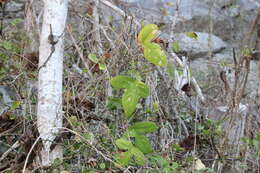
[87,53,107,71]
[114,121,158,166]
[110,75,149,117]
[147,154,181,173]
[110,24,168,167]
[137,24,167,67]
[241,134,260,159]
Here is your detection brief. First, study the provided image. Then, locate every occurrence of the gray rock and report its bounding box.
[190,48,260,99]
[125,0,259,45]
[172,32,227,59]
[210,0,235,7]
[125,0,224,23]
[0,86,17,106]
[238,0,260,11]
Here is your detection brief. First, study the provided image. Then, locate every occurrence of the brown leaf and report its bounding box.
[179,135,199,151]
[103,52,112,59]
[24,52,39,70]
[181,83,194,97]
[152,37,165,44]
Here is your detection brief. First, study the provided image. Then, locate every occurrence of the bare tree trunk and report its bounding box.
[23,0,40,119]
[37,0,68,167]
[24,0,39,53]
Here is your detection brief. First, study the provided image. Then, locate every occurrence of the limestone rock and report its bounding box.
[172,32,227,59]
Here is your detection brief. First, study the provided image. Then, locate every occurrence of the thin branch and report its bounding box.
[100,0,140,26]
[67,25,93,79]
[22,136,41,173]
[0,141,20,162]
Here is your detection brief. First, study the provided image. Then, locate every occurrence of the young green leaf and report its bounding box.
[88,53,99,63]
[11,101,21,110]
[185,32,198,39]
[172,41,180,53]
[134,134,153,154]
[242,47,252,57]
[143,42,167,67]
[122,86,139,117]
[123,129,138,139]
[153,102,159,112]
[98,63,106,70]
[110,75,135,89]
[11,18,23,26]
[115,138,133,150]
[130,147,146,165]
[138,24,159,44]
[115,151,132,166]
[129,121,158,134]
[134,80,150,97]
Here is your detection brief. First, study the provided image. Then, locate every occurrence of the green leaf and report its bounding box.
[115,151,132,166]
[134,80,150,97]
[110,75,135,89]
[215,125,222,136]
[130,147,146,165]
[241,137,250,144]
[106,96,122,110]
[134,134,153,154]
[99,163,106,169]
[252,139,260,149]
[158,158,169,168]
[172,144,185,152]
[2,41,13,50]
[153,102,159,112]
[69,116,80,127]
[256,134,260,141]
[98,63,106,70]
[129,121,158,134]
[148,154,168,167]
[138,24,159,44]
[115,139,133,150]
[81,132,94,144]
[123,129,138,138]
[11,18,23,26]
[172,41,180,53]
[170,162,179,170]
[143,42,167,67]
[185,32,198,39]
[242,47,252,56]
[11,101,21,110]
[122,86,139,117]
[88,53,99,63]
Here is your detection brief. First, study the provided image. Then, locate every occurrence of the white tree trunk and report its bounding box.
[37,0,68,167]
